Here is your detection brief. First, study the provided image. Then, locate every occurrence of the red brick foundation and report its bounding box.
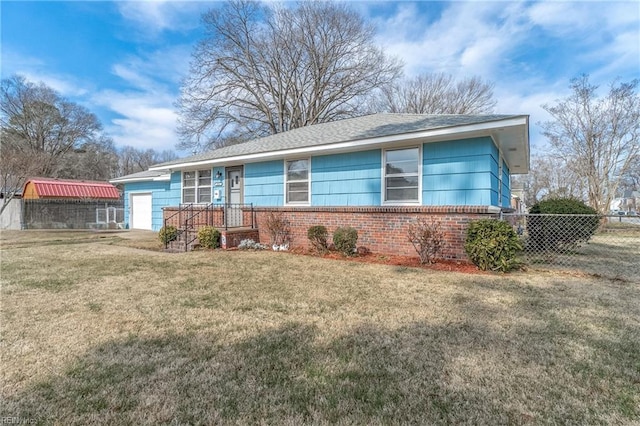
[162,205,501,262]
[220,228,260,249]
[254,206,501,261]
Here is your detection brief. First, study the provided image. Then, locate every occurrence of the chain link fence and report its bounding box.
[22,199,125,230]
[503,213,639,281]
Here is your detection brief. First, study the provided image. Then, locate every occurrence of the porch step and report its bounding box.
[164,238,198,253]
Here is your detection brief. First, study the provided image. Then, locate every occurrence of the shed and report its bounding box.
[23,178,120,200]
[21,178,123,230]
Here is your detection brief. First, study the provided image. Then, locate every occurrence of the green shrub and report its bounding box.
[307,225,329,253]
[333,227,358,256]
[158,225,178,244]
[197,226,220,249]
[465,219,523,272]
[528,198,599,252]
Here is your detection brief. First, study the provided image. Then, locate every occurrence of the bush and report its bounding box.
[528,198,599,252]
[264,211,290,246]
[465,219,523,272]
[333,226,358,256]
[158,225,178,244]
[307,225,329,253]
[407,218,444,264]
[197,226,220,249]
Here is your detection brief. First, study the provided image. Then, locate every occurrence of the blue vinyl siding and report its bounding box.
[123,172,180,231]
[423,137,500,206]
[213,166,225,205]
[501,159,511,207]
[311,150,381,206]
[244,160,284,206]
[129,136,507,220]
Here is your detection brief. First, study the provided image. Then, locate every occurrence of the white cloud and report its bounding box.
[528,1,638,35]
[90,44,197,153]
[373,2,532,79]
[23,72,90,98]
[368,0,639,154]
[2,46,187,152]
[1,49,90,97]
[527,1,640,83]
[597,28,640,80]
[93,89,180,152]
[116,1,209,36]
[113,45,193,89]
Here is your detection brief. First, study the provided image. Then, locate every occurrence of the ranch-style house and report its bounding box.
[110,113,529,259]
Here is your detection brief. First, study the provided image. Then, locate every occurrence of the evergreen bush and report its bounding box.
[333,226,358,256]
[528,198,599,252]
[197,226,220,249]
[307,225,329,253]
[465,219,523,272]
[158,225,178,245]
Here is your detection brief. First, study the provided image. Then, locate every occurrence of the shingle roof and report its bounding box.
[152,113,523,169]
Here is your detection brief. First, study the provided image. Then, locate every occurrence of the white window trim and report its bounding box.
[182,169,212,204]
[284,158,311,206]
[381,146,422,206]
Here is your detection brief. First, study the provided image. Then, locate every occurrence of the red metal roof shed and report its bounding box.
[22,178,121,200]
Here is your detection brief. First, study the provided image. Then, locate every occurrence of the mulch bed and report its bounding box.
[288,248,486,274]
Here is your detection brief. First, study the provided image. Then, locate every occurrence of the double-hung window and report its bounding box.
[384,147,419,203]
[285,159,309,204]
[182,170,212,204]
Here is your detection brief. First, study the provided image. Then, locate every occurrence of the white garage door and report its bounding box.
[130,193,153,230]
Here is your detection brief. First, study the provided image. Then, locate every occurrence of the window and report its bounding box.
[285,159,309,204]
[384,147,419,203]
[182,170,211,203]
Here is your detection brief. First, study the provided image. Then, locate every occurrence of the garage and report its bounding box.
[130,193,153,230]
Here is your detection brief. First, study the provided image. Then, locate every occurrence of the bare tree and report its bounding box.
[0,142,46,216]
[377,73,496,114]
[56,137,120,181]
[1,75,105,215]
[540,75,640,213]
[177,0,402,151]
[619,154,640,195]
[118,146,179,176]
[1,75,104,176]
[512,154,587,207]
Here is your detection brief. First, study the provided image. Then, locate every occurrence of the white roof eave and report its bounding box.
[150,116,529,172]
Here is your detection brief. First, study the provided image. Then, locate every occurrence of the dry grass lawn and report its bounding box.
[1,230,639,425]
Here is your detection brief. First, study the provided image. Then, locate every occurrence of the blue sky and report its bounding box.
[2,1,639,157]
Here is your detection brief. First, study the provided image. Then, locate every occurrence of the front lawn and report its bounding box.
[1,230,639,424]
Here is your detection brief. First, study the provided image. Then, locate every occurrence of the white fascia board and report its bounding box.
[110,173,171,184]
[149,117,528,171]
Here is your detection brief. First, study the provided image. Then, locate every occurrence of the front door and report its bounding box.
[226,167,243,227]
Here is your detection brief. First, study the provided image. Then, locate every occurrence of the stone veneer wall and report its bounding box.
[254,206,501,261]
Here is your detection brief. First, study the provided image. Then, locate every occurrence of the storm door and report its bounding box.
[226,167,243,227]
